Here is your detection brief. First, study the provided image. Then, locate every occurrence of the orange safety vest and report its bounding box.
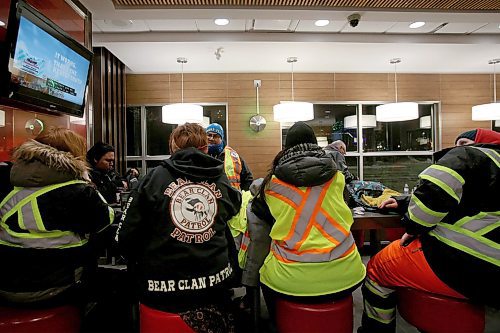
[224,146,242,190]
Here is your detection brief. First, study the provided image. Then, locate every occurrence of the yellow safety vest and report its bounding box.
[0,180,114,249]
[410,146,500,266]
[224,146,242,190]
[259,174,366,296]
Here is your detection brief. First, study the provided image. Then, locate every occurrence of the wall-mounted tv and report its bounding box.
[2,0,92,117]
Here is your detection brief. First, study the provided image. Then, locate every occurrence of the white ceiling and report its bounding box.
[81,0,500,74]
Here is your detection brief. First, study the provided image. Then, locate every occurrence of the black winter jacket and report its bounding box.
[0,140,113,304]
[399,144,500,308]
[117,147,242,312]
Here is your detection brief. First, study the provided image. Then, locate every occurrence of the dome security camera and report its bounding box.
[347,13,361,28]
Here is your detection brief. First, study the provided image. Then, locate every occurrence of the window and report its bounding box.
[125,104,227,174]
[282,102,439,192]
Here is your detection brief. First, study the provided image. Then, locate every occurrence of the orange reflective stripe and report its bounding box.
[267,191,299,209]
[320,207,349,237]
[284,187,311,243]
[272,178,305,198]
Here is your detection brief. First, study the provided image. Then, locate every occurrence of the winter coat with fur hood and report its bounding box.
[0,140,114,304]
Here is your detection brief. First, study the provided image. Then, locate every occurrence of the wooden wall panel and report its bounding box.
[127,72,496,178]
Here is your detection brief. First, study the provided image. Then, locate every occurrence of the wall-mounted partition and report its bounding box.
[126,73,494,178]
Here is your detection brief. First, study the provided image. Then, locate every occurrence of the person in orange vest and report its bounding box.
[251,121,366,322]
[206,123,253,191]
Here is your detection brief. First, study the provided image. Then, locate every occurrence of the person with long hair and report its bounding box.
[250,121,366,321]
[0,127,114,306]
[117,123,242,333]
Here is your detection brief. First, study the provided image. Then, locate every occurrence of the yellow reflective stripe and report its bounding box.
[364,278,393,299]
[31,199,46,232]
[0,239,22,248]
[2,225,76,239]
[364,302,395,324]
[454,212,486,228]
[473,147,500,168]
[420,174,461,203]
[0,188,20,208]
[18,210,26,230]
[478,221,500,237]
[430,224,500,266]
[58,239,88,249]
[408,195,442,227]
[431,164,465,185]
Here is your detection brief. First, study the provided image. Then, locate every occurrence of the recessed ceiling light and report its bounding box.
[0,20,5,27]
[214,18,230,26]
[409,21,425,29]
[103,19,133,27]
[315,20,330,27]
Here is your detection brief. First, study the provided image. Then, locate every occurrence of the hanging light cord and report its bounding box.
[493,61,497,103]
[394,61,398,103]
[181,61,184,103]
[291,60,295,102]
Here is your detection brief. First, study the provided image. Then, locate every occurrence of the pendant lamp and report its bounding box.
[273,57,314,123]
[419,115,431,129]
[472,59,500,121]
[376,58,419,122]
[344,115,376,129]
[162,57,203,124]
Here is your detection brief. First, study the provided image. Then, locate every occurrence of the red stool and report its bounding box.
[0,304,81,333]
[397,288,485,333]
[140,303,194,333]
[276,295,353,333]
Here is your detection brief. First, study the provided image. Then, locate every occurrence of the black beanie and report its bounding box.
[86,142,115,166]
[285,122,317,149]
[455,129,477,144]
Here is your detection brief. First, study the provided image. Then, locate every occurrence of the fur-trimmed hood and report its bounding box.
[10,140,89,187]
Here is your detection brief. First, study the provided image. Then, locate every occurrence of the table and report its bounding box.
[352,211,402,254]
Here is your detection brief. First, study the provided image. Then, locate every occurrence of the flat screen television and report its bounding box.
[1,0,92,117]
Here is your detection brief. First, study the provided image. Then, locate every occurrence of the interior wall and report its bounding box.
[126,72,493,178]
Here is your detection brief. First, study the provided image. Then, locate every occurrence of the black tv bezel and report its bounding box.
[5,0,92,118]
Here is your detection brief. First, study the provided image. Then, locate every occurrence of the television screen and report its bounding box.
[5,1,92,117]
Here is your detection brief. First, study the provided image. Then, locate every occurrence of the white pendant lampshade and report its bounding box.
[0,110,5,127]
[273,57,314,123]
[419,115,431,128]
[274,102,314,122]
[162,57,203,125]
[376,58,419,122]
[316,136,328,148]
[473,59,500,121]
[162,103,204,124]
[344,115,377,129]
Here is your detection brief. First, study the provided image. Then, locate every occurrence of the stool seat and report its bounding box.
[276,295,353,333]
[140,303,194,333]
[397,288,485,333]
[0,304,81,333]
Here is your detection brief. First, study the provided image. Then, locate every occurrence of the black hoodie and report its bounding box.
[117,147,242,312]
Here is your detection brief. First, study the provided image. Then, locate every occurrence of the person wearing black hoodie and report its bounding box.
[117,123,242,332]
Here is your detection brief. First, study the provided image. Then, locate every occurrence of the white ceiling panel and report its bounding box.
[146,20,198,31]
[196,19,247,31]
[387,22,443,34]
[472,23,500,34]
[295,20,344,33]
[253,19,293,31]
[436,22,489,34]
[340,21,396,33]
[94,20,149,32]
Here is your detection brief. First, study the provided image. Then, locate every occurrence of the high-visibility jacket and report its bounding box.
[224,146,243,190]
[408,146,499,267]
[259,174,366,296]
[0,180,114,249]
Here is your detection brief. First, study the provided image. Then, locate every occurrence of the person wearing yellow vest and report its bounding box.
[358,128,500,333]
[251,121,366,322]
[0,127,114,307]
[206,123,253,191]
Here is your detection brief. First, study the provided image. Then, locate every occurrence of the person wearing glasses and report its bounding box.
[206,123,253,191]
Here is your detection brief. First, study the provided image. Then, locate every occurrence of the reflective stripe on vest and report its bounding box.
[472,146,500,168]
[408,194,447,228]
[419,164,465,203]
[0,180,88,249]
[224,146,242,189]
[430,222,500,266]
[266,177,355,263]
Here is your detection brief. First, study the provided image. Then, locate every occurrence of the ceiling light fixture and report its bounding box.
[376,58,419,122]
[162,57,203,124]
[273,57,314,123]
[419,115,431,129]
[214,18,230,26]
[315,20,330,27]
[472,58,500,121]
[344,115,376,129]
[409,21,425,29]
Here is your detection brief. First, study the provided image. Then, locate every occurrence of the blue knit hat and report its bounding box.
[206,123,224,139]
[455,129,477,144]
